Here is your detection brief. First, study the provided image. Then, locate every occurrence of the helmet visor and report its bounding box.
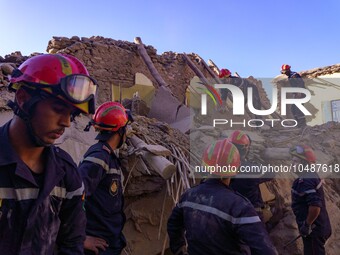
[61,74,98,103]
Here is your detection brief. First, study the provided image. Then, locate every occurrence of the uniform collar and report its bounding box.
[100,141,120,158]
[0,122,38,185]
[101,141,114,154]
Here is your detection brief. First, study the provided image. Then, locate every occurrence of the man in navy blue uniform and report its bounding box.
[218,68,262,119]
[0,54,98,254]
[167,139,278,255]
[79,102,133,255]
[281,64,307,127]
[290,145,331,255]
[229,130,273,221]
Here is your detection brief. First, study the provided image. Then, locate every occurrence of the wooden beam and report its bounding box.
[208,59,220,76]
[134,37,167,88]
[183,53,233,110]
[193,54,220,83]
[182,53,210,85]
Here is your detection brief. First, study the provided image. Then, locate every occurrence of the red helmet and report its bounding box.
[219,68,231,79]
[202,139,240,177]
[290,145,316,164]
[281,64,291,73]
[9,54,97,114]
[92,102,133,132]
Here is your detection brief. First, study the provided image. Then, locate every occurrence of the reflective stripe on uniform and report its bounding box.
[291,188,317,196]
[82,156,124,184]
[178,201,261,224]
[83,156,122,175]
[0,187,39,200]
[50,183,84,199]
[0,184,84,201]
[292,180,323,197]
[316,180,323,189]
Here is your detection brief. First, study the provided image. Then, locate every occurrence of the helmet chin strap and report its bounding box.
[102,127,126,151]
[116,127,126,149]
[7,95,52,147]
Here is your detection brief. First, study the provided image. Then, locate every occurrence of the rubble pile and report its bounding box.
[300,64,340,78]
[0,51,42,111]
[1,36,272,122]
[123,115,193,196]
[189,122,340,255]
[120,116,194,255]
[46,36,199,104]
[0,54,17,111]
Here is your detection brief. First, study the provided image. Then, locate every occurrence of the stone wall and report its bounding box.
[46,36,212,105]
[1,36,275,123]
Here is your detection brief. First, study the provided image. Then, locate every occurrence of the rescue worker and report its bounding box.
[218,68,233,108]
[79,102,133,255]
[281,64,307,127]
[290,145,331,255]
[0,54,97,254]
[167,139,278,255]
[229,130,273,221]
[219,68,262,120]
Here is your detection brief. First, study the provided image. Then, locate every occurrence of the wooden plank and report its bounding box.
[134,37,167,88]
[208,59,220,75]
[182,53,209,85]
[193,54,220,83]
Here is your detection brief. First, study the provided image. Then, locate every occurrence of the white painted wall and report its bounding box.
[307,73,340,126]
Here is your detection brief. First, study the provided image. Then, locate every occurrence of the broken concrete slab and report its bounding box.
[148,86,192,133]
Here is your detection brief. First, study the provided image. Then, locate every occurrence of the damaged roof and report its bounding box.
[300,63,340,78]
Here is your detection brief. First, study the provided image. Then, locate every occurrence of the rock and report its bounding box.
[70,36,80,41]
[262,147,290,160]
[0,63,15,74]
[322,138,336,149]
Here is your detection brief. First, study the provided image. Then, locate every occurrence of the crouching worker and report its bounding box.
[167,139,278,255]
[79,102,133,255]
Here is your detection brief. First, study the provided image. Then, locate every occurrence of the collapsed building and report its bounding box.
[1,36,340,255]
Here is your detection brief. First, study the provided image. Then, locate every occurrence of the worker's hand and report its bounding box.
[84,235,109,255]
[299,221,312,237]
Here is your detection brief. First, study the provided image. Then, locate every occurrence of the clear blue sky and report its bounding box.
[1,0,340,77]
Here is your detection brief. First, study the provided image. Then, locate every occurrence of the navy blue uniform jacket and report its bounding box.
[167,179,278,255]
[0,121,86,255]
[78,142,126,251]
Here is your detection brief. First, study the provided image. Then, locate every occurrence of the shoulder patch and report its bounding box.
[109,179,119,197]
